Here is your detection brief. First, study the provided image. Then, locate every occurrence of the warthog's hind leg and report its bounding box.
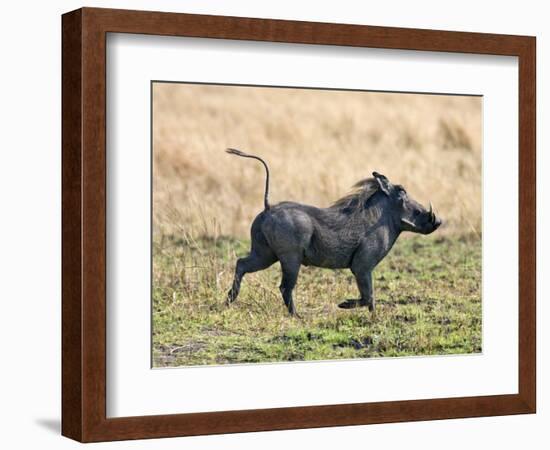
[278,255,301,316]
[227,251,276,305]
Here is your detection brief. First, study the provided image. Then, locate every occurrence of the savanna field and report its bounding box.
[152,84,482,367]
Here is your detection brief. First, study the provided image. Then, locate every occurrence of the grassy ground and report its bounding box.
[152,233,481,367]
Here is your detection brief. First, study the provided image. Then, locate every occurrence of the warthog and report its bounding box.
[226,148,442,316]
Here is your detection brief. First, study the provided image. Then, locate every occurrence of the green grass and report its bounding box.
[152,233,481,367]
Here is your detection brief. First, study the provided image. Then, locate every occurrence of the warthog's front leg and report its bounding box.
[338,270,374,311]
[356,270,374,311]
[339,244,377,311]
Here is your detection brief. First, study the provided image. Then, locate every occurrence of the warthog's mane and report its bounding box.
[330,178,380,214]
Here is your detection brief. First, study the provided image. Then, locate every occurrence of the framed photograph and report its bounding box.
[62,7,536,442]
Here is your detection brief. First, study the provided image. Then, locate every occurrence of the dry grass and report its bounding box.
[153,83,482,240]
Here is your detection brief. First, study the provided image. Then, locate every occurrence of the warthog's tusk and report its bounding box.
[429,202,435,223]
[401,218,416,228]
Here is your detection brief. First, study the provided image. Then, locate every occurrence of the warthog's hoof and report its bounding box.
[338,299,370,309]
[226,289,237,305]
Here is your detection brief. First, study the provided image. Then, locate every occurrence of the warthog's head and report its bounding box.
[373,172,442,235]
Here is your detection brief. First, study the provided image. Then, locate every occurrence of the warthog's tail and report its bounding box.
[226,148,271,210]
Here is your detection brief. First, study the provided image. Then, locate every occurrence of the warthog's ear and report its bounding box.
[373,171,392,196]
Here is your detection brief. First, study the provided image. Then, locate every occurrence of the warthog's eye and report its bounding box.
[413,209,421,217]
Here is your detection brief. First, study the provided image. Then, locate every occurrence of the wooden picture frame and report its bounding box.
[62,7,536,442]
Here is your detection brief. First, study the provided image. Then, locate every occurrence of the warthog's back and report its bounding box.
[259,202,362,269]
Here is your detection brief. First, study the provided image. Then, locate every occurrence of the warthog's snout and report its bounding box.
[429,202,442,231]
[401,200,443,235]
[421,202,443,234]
